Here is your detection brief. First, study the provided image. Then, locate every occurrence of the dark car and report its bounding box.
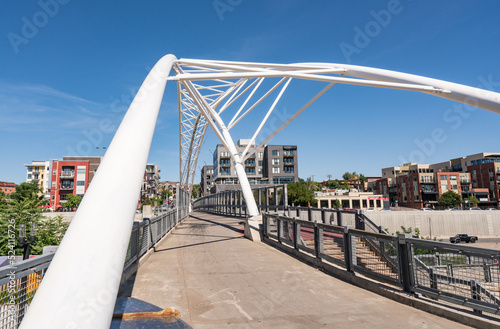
[449,234,478,243]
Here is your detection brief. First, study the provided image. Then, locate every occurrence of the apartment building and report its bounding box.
[212,140,298,190]
[142,164,161,200]
[25,160,51,199]
[200,165,214,196]
[0,182,16,195]
[48,156,101,210]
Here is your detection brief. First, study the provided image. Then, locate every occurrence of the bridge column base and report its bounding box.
[244,215,262,242]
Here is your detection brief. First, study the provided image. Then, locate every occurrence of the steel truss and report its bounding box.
[170,58,500,216]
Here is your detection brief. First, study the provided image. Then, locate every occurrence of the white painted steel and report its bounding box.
[19,54,177,329]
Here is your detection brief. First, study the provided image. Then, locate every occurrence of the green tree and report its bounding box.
[62,194,82,210]
[191,184,200,198]
[10,181,43,201]
[287,178,318,207]
[0,189,6,210]
[325,180,341,189]
[467,195,479,207]
[332,199,341,209]
[342,172,359,181]
[439,190,462,208]
[161,187,172,201]
[0,190,70,256]
[359,174,367,182]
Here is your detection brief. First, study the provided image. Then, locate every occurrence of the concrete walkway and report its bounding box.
[121,212,474,329]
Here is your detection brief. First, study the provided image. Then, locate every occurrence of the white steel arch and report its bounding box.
[171,58,500,217]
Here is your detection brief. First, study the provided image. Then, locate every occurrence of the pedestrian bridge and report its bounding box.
[5,55,500,328]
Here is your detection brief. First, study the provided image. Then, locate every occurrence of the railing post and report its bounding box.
[297,206,301,219]
[293,220,299,250]
[470,280,482,314]
[321,208,326,224]
[277,217,283,244]
[308,207,312,222]
[397,234,413,293]
[314,223,323,259]
[355,210,365,230]
[343,226,353,272]
[337,210,343,227]
[283,184,288,215]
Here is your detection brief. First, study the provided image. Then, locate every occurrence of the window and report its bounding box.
[77,181,85,186]
[77,168,86,174]
[272,159,280,165]
[440,175,447,181]
[53,169,56,175]
[441,184,448,192]
[245,167,255,175]
[258,160,263,166]
[272,150,280,156]
[283,150,294,156]
[257,152,263,158]
[272,167,280,173]
[52,182,56,187]
[51,195,55,200]
[451,185,458,190]
[258,168,262,174]
[450,175,457,181]
[28,174,32,179]
[28,167,33,172]
[284,166,294,173]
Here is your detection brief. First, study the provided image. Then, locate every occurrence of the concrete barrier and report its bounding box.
[366,211,500,239]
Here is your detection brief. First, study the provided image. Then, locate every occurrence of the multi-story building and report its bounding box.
[0,181,16,195]
[212,140,298,191]
[141,164,161,202]
[159,181,179,201]
[25,160,51,199]
[463,153,500,206]
[315,190,388,210]
[48,156,101,210]
[200,165,214,196]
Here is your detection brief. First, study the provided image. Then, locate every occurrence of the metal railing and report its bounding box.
[0,190,190,329]
[262,212,500,320]
[0,254,54,328]
[192,184,288,216]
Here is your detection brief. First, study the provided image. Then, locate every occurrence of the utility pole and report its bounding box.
[311,175,315,182]
[327,174,332,181]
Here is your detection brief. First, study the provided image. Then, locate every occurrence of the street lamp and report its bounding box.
[96,146,107,157]
[19,222,37,260]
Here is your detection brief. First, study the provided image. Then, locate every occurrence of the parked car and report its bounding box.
[445,207,462,211]
[485,208,499,211]
[465,207,481,210]
[449,234,478,243]
[421,208,434,211]
[365,208,376,212]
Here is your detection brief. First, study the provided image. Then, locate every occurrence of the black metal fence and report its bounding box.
[193,184,288,216]
[262,212,500,319]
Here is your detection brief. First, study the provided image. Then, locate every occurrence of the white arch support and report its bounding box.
[170,58,500,216]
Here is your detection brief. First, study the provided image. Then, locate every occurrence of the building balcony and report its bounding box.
[421,190,438,194]
[60,171,75,178]
[60,185,74,190]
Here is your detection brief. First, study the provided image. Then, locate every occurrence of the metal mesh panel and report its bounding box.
[266,216,278,239]
[341,211,356,227]
[320,226,345,265]
[323,210,337,225]
[0,255,53,328]
[310,209,322,223]
[411,240,500,312]
[280,219,294,246]
[351,232,400,283]
[298,222,315,255]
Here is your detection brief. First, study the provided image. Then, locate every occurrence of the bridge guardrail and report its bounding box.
[262,212,500,320]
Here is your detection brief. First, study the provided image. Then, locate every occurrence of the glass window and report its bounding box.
[272,167,280,173]
[28,174,32,179]
[284,166,294,173]
[450,175,457,180]
[272,159,280,165]
[77,181,85,186]
[53,169,56,175]
[440,175,447,181]
[441,184,448,192]
[257,152,263,158]
[52,182,56,187]
[77,168,86,174]
[272,150,280,156]
[258,160,263,166]
[28,167,33,172]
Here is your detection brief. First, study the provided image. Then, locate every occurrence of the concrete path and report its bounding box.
[121,212,473,328]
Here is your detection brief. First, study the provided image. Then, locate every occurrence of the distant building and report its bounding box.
[49,156,101,210]
[315,190,388,210]
[212,139,298,191]
[200,165,214,196]
[0,181,16,195]
[141,164,161,201]
[25,160,51,199]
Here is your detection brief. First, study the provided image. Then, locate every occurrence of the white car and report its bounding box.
[421,208,434,211]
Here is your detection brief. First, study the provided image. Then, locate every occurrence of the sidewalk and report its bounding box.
[120,212,473,328]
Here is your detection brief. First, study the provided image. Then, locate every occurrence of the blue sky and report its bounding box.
[1,1,500,184]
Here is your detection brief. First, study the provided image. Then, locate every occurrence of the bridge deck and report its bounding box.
[120,212,472,328]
